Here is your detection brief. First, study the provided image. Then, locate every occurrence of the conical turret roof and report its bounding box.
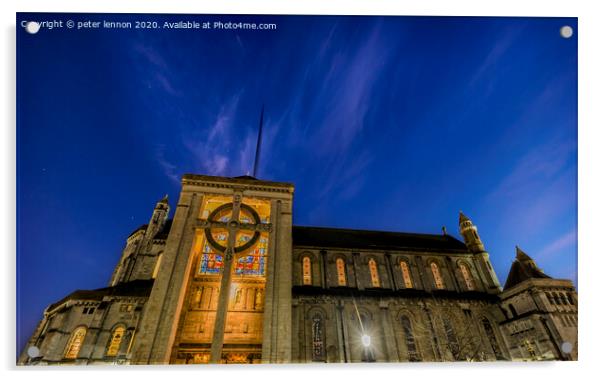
[503,246,551,290]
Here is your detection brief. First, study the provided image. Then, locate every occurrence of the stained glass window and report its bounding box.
[106,326,125,357]
[235,236,268,276]
[312,314,326,361]
[401,315,420,361]
[200,195,232,220]
[460,263,475,290]
[369,258,380,287]
[199,241,223,275]
[430,262,445,289]
[443,318,461,360]
[482,318,504,359]
[400,261,413,288]
[336,258,346,286]
[64,326,86,359]
[303,256,312,285]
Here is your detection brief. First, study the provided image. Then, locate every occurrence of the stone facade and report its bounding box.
[18,175,578,365]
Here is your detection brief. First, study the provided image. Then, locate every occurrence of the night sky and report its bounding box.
[16,13,577,354]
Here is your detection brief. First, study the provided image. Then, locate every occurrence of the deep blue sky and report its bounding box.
[16,14,577,354]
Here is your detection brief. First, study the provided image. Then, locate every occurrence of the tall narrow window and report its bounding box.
[336,258,347,286]
[400,261,413,288]
[302,256,312,285]
[106,326,126,357]
[311,313,326,361]
[369,258,380,287]
[443,318,461,360]
[430,262,445,289]
[482,318,503,359]
[64,327,87,359]
[400,315,420,361]
[459,263,475,290]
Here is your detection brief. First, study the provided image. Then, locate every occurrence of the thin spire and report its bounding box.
[252,105,265,178]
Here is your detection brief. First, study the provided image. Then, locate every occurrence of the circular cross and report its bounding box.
[204,202,261,254]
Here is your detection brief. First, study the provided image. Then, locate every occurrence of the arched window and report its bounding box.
[430,262,445,289]
[459,263,475,290]
[311,313,326,361]
[481,318,503,359]
[302,256,312,285]
[369,258,380,287]
[64,326,87,359]
[400,261,413,288]
[106,326,126,357]
[400,315,420,361]
[336,258,347,286]
[443,318,461,360]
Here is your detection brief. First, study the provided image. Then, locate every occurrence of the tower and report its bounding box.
[129,174,295,364]
[458,212,502,293]
[147,195,170,238]
[500,247,577,360]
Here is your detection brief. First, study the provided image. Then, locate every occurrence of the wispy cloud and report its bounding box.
[535,228,577,262]
[154,145,180,185]
[134,43,181,96]
[487,138,576,201]
[181,92,257,177]
[469,24,525,88]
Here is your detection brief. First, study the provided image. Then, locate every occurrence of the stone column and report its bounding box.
[320,250,328,288]
[209,194,242,362]
[352,252,363,290]
[385,253,397,290]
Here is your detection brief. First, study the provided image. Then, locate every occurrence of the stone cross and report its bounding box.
[195,193,271,363]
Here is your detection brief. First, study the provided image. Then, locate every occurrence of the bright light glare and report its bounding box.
[361,334,371,347]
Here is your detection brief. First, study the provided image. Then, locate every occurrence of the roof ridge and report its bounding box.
[292,224,450,238]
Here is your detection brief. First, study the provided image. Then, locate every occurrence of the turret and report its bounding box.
[458,211,502,293]
[109,195,171,286]
[459,211,485,253]
[146,194,170,238]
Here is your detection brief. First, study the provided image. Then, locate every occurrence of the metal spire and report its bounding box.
[252,105,265,178]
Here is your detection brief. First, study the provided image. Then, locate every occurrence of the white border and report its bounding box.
[3,1,601,379]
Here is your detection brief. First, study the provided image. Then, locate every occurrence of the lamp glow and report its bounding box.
[361,334,371,347]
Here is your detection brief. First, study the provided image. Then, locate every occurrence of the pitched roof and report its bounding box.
[47,279,154,312]
[503,246,551,290]
[292,225,468,251]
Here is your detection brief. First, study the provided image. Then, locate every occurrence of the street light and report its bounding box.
[361,334,371,347]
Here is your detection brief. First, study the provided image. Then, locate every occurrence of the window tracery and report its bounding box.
[106,326,125,357]
[482,318,503,359]
[302,256,312,285]
[400,315,420,361]
[311,313,325,361]
[369,258,380,287]
[459,263,475,290]
[430,262,445,289]
[400,261,413,288]
[64,326,87,359]
[336,258,347,286]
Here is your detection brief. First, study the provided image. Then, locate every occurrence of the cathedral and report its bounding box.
[18,174,578,365]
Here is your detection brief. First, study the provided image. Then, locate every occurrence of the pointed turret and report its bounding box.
[459,211,485,253]
[458,211,502,292]
[503,246,550,290]
[147,194,170,238]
